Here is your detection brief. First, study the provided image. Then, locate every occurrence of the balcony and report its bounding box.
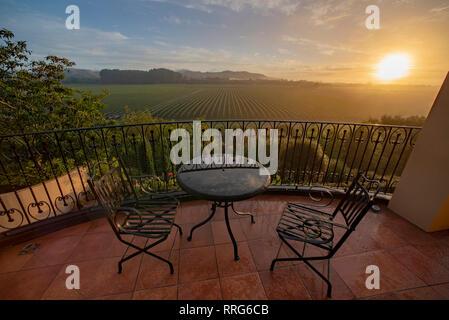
[0,120,448,300]
[0,195,449,300]
[0,120,421,233]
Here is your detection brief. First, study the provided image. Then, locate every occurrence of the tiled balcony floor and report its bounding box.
[1,194,449,300]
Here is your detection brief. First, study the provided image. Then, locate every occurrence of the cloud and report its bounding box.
[282,35,363,55]
[163,15,204,25]
[97,31,129,40]
[203,0,299,14]
[153,40,170,46]
[2,9,244,71]
[277,48,291,55]
[429,5,449,13]
[321,49,335,56]
[3,0,448,84]
[429,4,449,19]
[151,0,300,15]
[183,3,214,13]
[3,6,365,79]
[164,16,182,24]
[282,35,298,43]
[4,10,224,70]
[306,0,355,26]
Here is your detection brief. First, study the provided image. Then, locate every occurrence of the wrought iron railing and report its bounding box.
[0,120,421,233]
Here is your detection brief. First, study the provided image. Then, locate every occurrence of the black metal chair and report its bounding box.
[270,173,380,298]
[87,160,182,274]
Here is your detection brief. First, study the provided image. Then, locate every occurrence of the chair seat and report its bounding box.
[119,199,178,238]
[276,202,335,249]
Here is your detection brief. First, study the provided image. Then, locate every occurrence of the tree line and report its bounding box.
[64,68,331,86]
[99,68,185,84]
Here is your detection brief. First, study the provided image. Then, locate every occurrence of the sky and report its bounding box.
[1,0,448,85]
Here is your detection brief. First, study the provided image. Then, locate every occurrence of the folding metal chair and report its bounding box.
[87,160,182,274]
[270,173,380,298]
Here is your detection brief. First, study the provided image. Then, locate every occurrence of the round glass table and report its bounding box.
[177,157,271,260]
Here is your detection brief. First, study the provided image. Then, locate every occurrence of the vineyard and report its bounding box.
[70,83,438,122]
[148,86,295,120]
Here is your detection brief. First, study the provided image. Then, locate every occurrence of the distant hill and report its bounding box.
[63,68,275,84]
[64,68,100,83]
[99,68,184,84]
[178,69,270,80]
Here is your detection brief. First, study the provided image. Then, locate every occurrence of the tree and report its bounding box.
[366,115,426,127]
[0,29,109,135]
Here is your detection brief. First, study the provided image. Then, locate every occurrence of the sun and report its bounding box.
[375,53,411,81]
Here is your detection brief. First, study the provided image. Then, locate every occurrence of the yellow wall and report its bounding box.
[429,195,449,232]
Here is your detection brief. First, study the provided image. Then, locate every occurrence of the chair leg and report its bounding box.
[271,234,304,270]
[173,223,183,236]
[144,251,174,274]
[302,258,332,298]
[118,249,174,274]
[270,240,286,271]
[271,234,333,298]
[118,236,137,274]
[270,257,302,271]
[117,236,173,274]
[327,259,332,298]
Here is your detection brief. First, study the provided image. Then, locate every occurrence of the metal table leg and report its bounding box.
[224,201,239,261]
[187,201,240,261]
[187,202,217,241]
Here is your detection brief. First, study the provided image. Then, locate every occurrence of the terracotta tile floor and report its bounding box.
[1,194,449,300]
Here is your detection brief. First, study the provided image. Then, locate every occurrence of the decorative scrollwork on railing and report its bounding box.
[371,126,389,143]
[78,190,91,202]
[54,194,75,213]
[0,207,25,229]
[409,129,420,147]
[388,128,407,145]
[27,200,51,221]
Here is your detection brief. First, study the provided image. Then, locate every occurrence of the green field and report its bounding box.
[71,83,439,122]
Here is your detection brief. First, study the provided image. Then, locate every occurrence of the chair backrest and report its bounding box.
[129,174,171,200]
[120,153,176,197]
[87,160,133,221]
[332,173,380,229]
[328,174,380,256]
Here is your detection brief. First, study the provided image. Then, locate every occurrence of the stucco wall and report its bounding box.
[0,167,90,232]
[389,72,449,231]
